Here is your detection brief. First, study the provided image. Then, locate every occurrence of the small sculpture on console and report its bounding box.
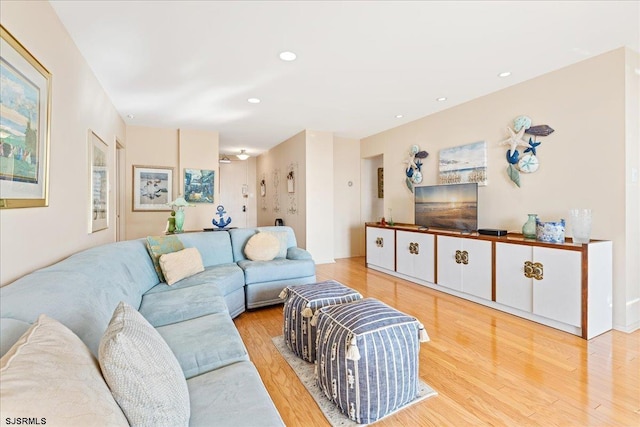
[212,205,232,229]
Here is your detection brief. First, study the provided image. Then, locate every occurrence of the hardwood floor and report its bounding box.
[234,257,640,426]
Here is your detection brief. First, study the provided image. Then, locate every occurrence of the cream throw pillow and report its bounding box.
[0,314,128,426]
[244,232,281,261]
[99,302,190,426]
[260,230,289,258]
[159,247,204,285]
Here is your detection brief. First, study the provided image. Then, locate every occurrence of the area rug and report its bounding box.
[271,336,437,426]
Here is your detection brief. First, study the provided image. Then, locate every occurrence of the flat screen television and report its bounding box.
[414,183,478,232]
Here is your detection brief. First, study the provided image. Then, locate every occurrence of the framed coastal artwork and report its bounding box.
[439,141,488,186]
[132,165,173,211]
[0,26,52,209]
[184,168,214,203]
[89,131,108,232]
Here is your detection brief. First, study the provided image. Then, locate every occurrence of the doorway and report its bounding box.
[115,141,125,241]
[219,159,257,228]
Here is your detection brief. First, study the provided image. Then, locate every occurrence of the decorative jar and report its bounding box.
[569,209,592,244]
[522,214,537,239]
[535,218,565,243]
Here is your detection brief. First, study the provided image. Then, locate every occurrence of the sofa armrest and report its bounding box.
[287,247,312,260]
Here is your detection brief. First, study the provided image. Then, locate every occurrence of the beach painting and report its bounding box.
[0,26,51,208]
[439,141,487,186]
[133,165,173,211]
[184,169,214,203]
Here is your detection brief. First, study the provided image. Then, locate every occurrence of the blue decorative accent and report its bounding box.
[524,137,541,155]
[415,159,423,172]
[535,218,565,243]
[212,205,232,229]
[506,149,520,164]
[405,167,414,178]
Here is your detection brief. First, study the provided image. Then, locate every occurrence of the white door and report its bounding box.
[396,231,435,283]
[219,160,249,228]
[461,239,492,300]
[436,236,463,291]
[532,247,582,327]
[495,243,533,312]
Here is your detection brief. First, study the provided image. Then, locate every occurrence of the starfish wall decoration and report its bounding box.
[500,115,554,187]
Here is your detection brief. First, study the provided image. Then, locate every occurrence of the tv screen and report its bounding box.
[414,183,478,231]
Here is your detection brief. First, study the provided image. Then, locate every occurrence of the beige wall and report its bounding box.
[306,131,334,264]
[361,48,638,332]
[257,131,307,246]
[125,126,219,239]
[334,137,364,258]
[0,1,125,285]
[624,48,640,331]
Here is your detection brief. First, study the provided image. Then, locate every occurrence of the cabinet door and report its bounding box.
[460,239,492,300]
[495,243,533,312]
[366,227,395,271]
[396,231,435,282]
[532,247,581,327]
[436,236,463,291]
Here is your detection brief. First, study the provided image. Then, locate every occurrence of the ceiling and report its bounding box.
[50,1,639,157]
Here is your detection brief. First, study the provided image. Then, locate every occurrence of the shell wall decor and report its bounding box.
[499,115,554,187]
[404,144,429,193]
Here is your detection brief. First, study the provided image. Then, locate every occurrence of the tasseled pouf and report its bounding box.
[280,280,362,363]
[314,298,430,424]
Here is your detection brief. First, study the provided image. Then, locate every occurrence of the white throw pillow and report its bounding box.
[159,247,205,285]
[244,232,281,261]
[0,314,128,426]
[260,230,289,258]
[99,302,190,427]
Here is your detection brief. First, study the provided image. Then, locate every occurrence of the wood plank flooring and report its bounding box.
[234,257,640,426]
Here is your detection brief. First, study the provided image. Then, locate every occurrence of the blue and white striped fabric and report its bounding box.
[282,280,362,363]
[315,298,423,424]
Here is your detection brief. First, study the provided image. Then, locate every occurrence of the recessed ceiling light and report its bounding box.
[279,51,297,61]
[127,114,134,119]
[498,71,512,78]
[247,98,261,104]
[436,97,447,102]
[395,114,404,119]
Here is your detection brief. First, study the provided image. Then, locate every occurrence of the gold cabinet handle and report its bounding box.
[461,250,469,265]
[409,242,420,255]
[524,261,543,280]
[455,250,462,264]
[376,237,384,247]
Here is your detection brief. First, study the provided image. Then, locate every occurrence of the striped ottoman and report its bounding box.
[280,280,362,363]
[315,298,429,424]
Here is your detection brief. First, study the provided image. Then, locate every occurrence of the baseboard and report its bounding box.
[315,258,336,265]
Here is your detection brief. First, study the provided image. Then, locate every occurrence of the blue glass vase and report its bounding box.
[174,209,185,233]
[522,214,537,239]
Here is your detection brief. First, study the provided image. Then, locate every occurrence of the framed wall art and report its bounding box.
[132,165,173,211]
[89,131,108,232]
[439,141,488,186]
[0,25,52,209]
[184,168,214,203]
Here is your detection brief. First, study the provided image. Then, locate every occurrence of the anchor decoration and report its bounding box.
[212,205,232,228]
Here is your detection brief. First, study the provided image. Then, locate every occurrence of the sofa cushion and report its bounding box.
[260,230,289,258]
[99,302,190,426]
[177,231,234,266]
[0,318,31,357]
[238,258,316,285]
[187,361,285,427]
[146,235,185,282]
[0,314,128,426]
[144,263,245,297]
[229,226,297,262]
[156,312,249,379]
[139,284,228,327]
[244,232,280,261]
[160,247,205,285]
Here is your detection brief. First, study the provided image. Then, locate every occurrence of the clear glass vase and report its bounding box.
[522,214,537,239]
[569,209,592,244]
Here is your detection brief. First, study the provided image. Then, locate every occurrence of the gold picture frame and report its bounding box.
[89,131,108,232]
[0,25,52,209]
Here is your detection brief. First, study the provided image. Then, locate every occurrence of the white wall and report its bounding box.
[334,137,364,258]
[361,48,638,332]
[0,1,125,285]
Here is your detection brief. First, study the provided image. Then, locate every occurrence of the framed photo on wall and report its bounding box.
[184,168,214,203]
[0,25,52,209]
[89,131,108,232]
[132,165,173,211]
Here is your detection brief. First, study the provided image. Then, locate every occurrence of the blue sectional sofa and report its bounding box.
[0,226,315,426]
